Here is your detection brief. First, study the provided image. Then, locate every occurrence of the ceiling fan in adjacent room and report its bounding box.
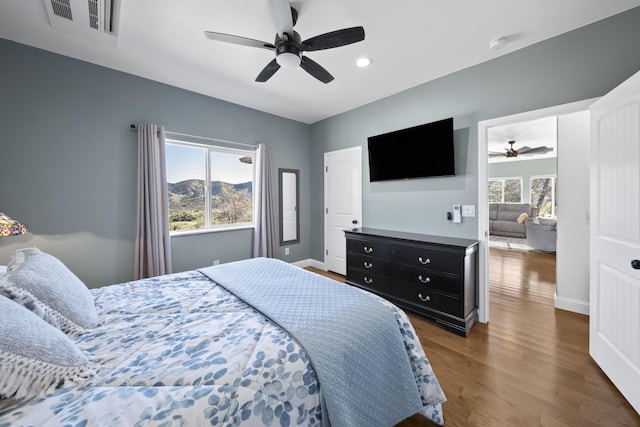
[203,0,365,83]
[489,140,554,159]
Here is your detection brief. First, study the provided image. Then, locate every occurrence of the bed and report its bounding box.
[0,248,446,426]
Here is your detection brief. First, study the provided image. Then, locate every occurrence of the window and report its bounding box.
[488,177,522,203]
[165,140,255,233]
[530,175,557,218]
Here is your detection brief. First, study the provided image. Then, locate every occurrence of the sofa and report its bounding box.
[489,203,538,238]
[526,218,557,253]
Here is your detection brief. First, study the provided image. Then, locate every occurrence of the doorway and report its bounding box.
[487,116,558,253]
[477,98,595,323]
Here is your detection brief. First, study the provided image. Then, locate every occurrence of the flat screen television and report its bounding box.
[367,117,454,182]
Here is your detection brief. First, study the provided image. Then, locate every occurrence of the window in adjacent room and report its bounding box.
[488,177,522,203]
[530,175,557,218]
[165,140,255,233]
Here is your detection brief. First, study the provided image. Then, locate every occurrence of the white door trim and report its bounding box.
[476,98,598,323]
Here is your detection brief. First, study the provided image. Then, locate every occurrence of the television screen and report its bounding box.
[367,117,454,182]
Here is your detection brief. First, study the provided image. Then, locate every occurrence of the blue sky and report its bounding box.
[166,144,253,184]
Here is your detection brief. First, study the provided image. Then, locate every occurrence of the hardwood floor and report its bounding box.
[307,248,640,426]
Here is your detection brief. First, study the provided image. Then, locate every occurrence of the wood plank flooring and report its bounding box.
[307,248,640,426]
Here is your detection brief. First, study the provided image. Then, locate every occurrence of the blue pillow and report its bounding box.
[0,294,94,400]
[0,248,98,336]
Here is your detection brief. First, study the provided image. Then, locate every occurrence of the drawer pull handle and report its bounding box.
[418,275,431,283]
[364,246,373,254]
[364,277,373,284]
[363,261,373,269]
[418,256,431,265]
[418,293,431,302]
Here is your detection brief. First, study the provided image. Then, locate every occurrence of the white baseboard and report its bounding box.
[290,258,325,270]
[554,294,589,315]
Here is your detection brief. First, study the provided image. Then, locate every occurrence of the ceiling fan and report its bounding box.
[204,0,365,84]
[489,140,554,159]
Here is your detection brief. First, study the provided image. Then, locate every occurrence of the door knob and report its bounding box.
[352,219,358,224]
[632,260,640,270]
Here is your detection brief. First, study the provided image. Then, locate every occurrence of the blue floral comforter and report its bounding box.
[0,266,445,426]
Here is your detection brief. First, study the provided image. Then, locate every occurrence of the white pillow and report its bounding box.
[0,248,98,336]
[0,294,94,400]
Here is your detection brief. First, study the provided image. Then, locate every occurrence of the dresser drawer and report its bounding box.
[394,246,461,274]
[347,238,392,259]
[348,253,392,276]
[394,284,460,316]
[394,264,460,295]
[347,267,393,295]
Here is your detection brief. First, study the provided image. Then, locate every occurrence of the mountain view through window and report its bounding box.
[166,141,254,232]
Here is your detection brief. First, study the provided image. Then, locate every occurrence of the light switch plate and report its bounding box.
[462,205,476,217]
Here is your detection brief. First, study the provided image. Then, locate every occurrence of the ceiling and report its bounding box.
[1,1,639,124]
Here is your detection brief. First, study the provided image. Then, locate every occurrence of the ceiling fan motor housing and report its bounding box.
[275,31,302,67]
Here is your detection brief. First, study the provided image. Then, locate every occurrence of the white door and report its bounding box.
[590,70,640,414]
[324,146,362,275]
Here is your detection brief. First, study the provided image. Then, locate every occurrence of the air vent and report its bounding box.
[88,0,98,29]
[50,0,73,20]
[43,0,120,44]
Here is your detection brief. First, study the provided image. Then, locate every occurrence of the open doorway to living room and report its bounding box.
[487,116,558,255]
[477,98,592,324]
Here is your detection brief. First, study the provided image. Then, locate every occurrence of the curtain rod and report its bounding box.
[129,124,257,149]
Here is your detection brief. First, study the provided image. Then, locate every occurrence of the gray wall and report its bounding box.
[489,157,557,204]
[2,7,640,286]
[308,7,640,261]
[0,39,311,287]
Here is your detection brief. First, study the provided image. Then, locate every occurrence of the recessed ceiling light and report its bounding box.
[356,57,372,68]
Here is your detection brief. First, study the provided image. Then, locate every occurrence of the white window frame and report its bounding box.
[488,176,523,203]
[166,139,256,236]
[530,174,557,218]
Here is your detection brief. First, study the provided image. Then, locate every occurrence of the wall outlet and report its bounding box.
[213,259,220,265]
[284,247,290,256]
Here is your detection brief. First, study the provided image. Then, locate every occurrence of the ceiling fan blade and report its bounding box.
[204,31,275,50]
[519,146,554,155]
[489,152,506,158]
[255,59,281,82]
[268,0,294,36]
[300,56,334,83]
[302,26,365,51]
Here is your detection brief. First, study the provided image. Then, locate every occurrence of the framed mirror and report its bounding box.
[279,168,300,245]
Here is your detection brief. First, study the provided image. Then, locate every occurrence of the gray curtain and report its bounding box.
[253,143,277,258]
[134,123,172,279]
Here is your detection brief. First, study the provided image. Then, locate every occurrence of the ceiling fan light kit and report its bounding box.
[275,32,302,67]
[203,0,365,83]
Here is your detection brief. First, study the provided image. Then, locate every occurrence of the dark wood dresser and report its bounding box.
[345,227,479,336]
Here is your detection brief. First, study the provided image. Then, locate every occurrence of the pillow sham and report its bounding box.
[0,294,94,400]
[0,248,98,336]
